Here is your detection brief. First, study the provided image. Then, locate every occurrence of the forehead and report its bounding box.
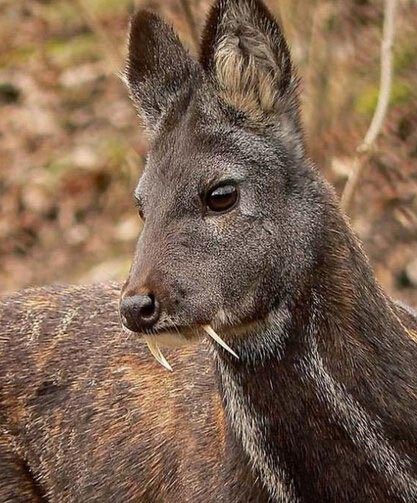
[136,106,281,201]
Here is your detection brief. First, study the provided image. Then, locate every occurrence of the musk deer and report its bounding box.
[1,0,417,501]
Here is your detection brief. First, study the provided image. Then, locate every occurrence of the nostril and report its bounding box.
[140,294,155,319]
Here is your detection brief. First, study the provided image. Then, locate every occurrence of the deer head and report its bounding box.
[120,0,331,364]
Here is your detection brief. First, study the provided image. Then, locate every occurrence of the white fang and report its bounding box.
[203,325,239,360]
[144,336,173,372]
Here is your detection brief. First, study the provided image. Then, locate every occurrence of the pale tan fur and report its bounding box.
[213,5,283,123]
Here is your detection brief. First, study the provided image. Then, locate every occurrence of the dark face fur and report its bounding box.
[122,0,329,343]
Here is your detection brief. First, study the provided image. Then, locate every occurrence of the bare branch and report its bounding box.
[341,0,397,214]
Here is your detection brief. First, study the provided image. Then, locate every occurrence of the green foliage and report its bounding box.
[43,159,73,180]
[394,38,417,72]
[0,46,36,68]
[89,0,133,15]
[391,81,414,106]
[355,80,414,117]
[40,1,80,25]
[46,34,98,67]
[103,137,129,170]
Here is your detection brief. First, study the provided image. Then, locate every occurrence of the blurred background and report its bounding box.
[0,0,416,306]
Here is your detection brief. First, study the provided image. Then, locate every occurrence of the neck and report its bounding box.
[215,215,417,502]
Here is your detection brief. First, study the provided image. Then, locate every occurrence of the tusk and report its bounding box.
[144,337,173,372]
[203,325,239,360]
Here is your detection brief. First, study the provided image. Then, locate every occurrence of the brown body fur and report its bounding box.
[0,284,269,502]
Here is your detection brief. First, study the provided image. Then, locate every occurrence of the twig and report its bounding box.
[340,0,397,214]
[179,0,200,51]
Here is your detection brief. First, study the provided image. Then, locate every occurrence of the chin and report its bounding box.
[146,331,198,348]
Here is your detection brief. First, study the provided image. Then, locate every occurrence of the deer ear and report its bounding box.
[126,11,199,134]
[200,0,299,127]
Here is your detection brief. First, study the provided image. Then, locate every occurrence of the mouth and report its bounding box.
[127,324,239,372]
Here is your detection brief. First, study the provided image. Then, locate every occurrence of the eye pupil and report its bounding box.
[206,184,238,213]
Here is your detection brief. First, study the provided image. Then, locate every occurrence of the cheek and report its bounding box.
[218,241,269,298]
[217,220,284,314]
[175,211,273,314]
[168,255,224,319]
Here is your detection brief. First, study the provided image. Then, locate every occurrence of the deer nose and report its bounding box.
[120,293,160,332]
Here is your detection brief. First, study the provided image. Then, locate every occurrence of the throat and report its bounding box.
[216,349,300,503]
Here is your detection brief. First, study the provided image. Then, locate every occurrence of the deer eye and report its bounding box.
[206,184,239,214]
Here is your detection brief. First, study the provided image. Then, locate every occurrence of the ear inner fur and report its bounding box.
[200,0,298,125]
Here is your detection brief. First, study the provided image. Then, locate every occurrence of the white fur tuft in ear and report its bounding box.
[201,0,298,127]
[215,27,281,120]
